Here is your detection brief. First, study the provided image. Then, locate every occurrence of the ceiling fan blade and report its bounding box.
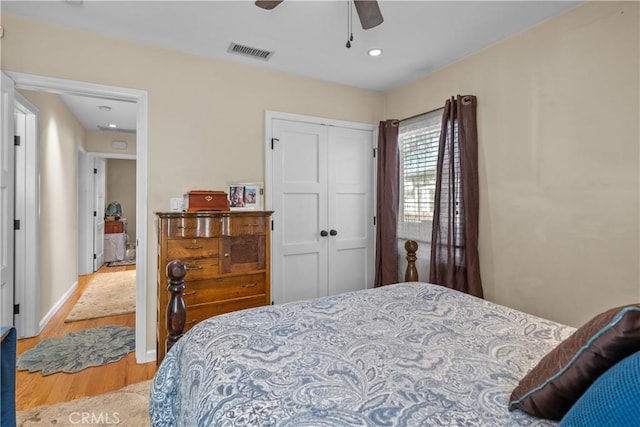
[354,0,384,30]
[255,0,284,10]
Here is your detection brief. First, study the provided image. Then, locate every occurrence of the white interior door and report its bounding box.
[270,115,374,304]
[93,157,106,271]
[0,73,16,327]
[77,151,94,275]
[13,92,40,339]
[272,119,329,303]
[327,127,374,295]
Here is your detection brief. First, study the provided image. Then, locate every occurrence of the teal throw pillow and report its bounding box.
[559,350,640,427]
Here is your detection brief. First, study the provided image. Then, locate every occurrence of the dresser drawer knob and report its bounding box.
[186,245,204,250]
[224,253,230,257]
[178,225,196,230]
[241,283,257,288]
[184,291,197,296]
[187,265,203,270]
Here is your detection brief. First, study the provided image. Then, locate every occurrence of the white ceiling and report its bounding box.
[58,93,138,133]
[4,0,581,130]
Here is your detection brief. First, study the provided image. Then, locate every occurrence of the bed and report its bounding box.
[150,237,640,426]
[151,279,578,425]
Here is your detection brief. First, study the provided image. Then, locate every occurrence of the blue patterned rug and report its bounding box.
[17,325,135,376]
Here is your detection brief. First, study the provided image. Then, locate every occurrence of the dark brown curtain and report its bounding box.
[429,95,483,298]
[374,120,399,287]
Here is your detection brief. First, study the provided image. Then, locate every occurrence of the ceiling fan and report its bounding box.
[255,0,384,30]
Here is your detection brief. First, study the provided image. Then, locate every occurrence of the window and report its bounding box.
[397,109,443,242]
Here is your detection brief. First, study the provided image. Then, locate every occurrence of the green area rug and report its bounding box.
[17,326,135,376]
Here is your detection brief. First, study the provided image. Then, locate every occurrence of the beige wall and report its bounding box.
[106,159,137,243]
[19,90,86,320]
[6,2,635,356]
[386,1,640,327]
[85,130,137,155]
[1,13,384,354]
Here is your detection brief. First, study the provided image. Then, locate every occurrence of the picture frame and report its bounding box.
[228,182,263,210]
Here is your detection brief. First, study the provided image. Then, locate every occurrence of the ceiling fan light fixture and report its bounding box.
[368,48,383,57]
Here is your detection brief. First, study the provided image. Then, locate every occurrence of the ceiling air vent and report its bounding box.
[228,42,274,61]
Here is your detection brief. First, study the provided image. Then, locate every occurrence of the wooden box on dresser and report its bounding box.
[155,210,273,364]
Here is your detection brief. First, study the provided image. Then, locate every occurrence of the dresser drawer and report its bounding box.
[222,215,267,236]
[183,296,268,332]
[166,217,222,238]
[167,238,219,258]
[182,274,266,306]
[182,258,219,281]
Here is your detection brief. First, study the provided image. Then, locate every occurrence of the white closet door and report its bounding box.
[272,119,329,303]
[327,127,374,295]
[270,117,374,304]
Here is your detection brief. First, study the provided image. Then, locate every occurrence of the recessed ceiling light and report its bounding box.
[368,48,383,57]
[108,124,118,128]
[98,105,112,111]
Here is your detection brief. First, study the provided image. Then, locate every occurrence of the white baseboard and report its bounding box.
[39,280,78,331]
[137,349,156,364]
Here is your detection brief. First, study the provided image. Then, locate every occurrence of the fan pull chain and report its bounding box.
[346,0,353,48]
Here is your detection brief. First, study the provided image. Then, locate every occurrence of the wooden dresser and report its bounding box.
[155,211,273,364]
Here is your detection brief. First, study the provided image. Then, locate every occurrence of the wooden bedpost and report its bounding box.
[404,240,419,282]
[166,260,188,355]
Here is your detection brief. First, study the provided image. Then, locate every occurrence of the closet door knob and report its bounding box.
[320,230,328,237]
[329,229,338,236]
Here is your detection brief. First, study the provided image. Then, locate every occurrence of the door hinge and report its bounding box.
[93,254,97,260]
[94,211,97,217]
[271,301,275,305]
[14,135,21,146]
[373,148,376,158]
[271,220,274,231]
[14,304,20,315]
[271,138,279,150]
[13,219,20,230]
[373,216,376,226]
[94,168,98,174]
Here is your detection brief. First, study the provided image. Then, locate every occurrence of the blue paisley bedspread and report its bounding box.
[150,283,574,426]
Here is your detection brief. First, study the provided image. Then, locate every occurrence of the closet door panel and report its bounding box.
[272,119,329,304]
[327,127,374,295]
[282,252,323,303]
[331,247,368,295]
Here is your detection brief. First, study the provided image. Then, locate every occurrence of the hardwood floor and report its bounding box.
[16,264,156,411]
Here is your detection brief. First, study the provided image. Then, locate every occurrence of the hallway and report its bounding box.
[16,264,155,410]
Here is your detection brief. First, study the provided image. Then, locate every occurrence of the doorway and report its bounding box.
[6,71,151,363]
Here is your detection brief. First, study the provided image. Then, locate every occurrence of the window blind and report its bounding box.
[397,109,443,241]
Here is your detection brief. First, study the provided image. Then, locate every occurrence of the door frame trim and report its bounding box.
[6,72,152,363]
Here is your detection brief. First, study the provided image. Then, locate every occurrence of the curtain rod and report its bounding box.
[400,105,443,122]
